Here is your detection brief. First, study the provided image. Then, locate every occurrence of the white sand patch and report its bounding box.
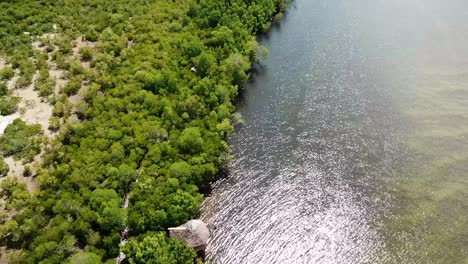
[6,75,18,90]
[0,59,21,135]
[32,41,46,52]
[12,72,53,136]
[3,157,22,176]
[73,35,97,56]
[69,83,88,105]
[0,247,9,264]
[1,73,47,192]
[49,67,67,93]
[69,94,82,105]
[69,36,96,108]
[2,157,39,192]
[32,33,58,52]
[73,36,96,69]
[32,33,65,94]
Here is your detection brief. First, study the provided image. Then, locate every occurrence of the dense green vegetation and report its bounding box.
[0,119,43,162]
[0,80,19,116]
[0,96,19,116]
[0,158,8,177]
[0,0,288,262]
[123,232,197,264]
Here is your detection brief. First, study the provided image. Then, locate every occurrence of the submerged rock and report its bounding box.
[168,219,210,252]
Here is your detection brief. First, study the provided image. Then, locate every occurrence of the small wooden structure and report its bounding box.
[168,219,210,252]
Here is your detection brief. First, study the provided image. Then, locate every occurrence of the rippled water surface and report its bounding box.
[201,0,468,263]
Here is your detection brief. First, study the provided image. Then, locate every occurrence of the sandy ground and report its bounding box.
[13,72,54,137]
[0,66,19,135]
[72,35,96,69]
[0,31,89,263]
[69,84,88,105]
[0,35,93,262]
[1,34,91,184]
[3,156,39,192]
[50,67,67,93]
[0,60,20,135]
[0,42,55,187]
[69,36,95,113]
[0,62,46,191]
[4,32,71,137]
[1,59,53,136]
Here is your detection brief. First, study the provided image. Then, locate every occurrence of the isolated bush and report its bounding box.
[0,82,8,96]
[23,165,32,177]
[15,76,32,89]
[61,75,83,95]
[0,96,20,116]
[0,158,9,177]
[0,67,15,80]
[79,46,94,61]
[48,117,60,131]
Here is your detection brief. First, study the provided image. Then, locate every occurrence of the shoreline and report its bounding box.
[0,1,291,263]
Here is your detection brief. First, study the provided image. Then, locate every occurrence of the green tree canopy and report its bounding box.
[123,233,196,264]
[68,252,102,264]
[0,158,9,177]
